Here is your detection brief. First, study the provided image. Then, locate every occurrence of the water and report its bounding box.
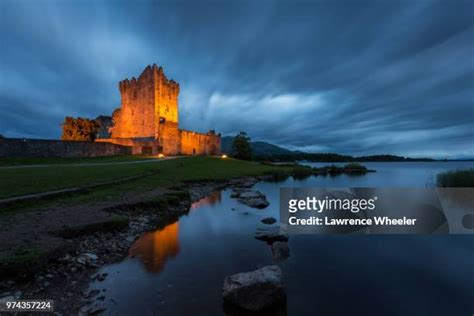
[87,162,474,315]
[301,161,474,187]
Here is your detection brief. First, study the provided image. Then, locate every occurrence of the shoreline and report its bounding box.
[0,175,268,315]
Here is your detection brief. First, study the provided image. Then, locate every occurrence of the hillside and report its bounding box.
[221,136,293,156]
[221,136,435,162]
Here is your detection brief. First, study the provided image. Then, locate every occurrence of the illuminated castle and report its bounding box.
[96,64,221,156]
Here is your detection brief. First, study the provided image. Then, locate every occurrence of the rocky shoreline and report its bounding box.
[0,175,272,315]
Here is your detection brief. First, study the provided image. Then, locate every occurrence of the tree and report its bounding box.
[61,117,100,141]
[231,132,252,160]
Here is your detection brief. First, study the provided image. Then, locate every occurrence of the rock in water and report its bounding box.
[272,242,290,261]
[261,217,277,225]
[223,265,285,311]
[239,191,263,199]
[243,197,269,209]
[255,226,289,242]
[234,190,270,209]
[230,188,247,198]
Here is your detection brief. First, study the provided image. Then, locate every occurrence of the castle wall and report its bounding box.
[0,138,132,158]
[96,138,157,155]
[160,122,181,155]
[111,67,157,138]
[180,130,221,156]
[154,66,179,140]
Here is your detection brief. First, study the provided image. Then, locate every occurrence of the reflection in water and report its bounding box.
[127,192,222,274]
[190,190,221,210]
[129,222,180,273]
[88,162,474,316]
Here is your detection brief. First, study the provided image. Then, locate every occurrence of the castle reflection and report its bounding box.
[190,190,221,210]
[129,221,180,273]
[128,191,222,273]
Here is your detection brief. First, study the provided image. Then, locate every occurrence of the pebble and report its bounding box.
[96,273,108,282]
[83,289,100,298]
[261,217,277,225]
[76,257,86,265]
[83,253,98,260]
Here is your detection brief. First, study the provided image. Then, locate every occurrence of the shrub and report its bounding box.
[343,163,368,173]
[437,169,474,187]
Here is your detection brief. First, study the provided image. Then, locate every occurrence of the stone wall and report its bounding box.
[180,130,221,156]
[0,138,132,158]
[160,122,181,155]
[95,138,157,155]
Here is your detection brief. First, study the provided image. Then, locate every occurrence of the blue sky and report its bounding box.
[0,0,473,158]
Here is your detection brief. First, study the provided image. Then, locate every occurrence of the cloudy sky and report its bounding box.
[1,0,473,158]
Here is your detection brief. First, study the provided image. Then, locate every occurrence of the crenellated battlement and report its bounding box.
[119,64,179,95]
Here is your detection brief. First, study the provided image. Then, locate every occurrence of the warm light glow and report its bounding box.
[158,153,165,159]
[129,222,180,273]
[190,191,222,210]
[222,154,228,158]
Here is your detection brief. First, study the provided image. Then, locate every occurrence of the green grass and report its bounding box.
[437,169,474,187]
[0,155,154,166]
[0,247,40,266]
[0,157,292,200]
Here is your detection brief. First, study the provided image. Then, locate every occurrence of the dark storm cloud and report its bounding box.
[1,0,473,158]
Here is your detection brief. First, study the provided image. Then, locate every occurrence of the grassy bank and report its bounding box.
[437,169,474,187]
[0,155,153,166]
[0,156,292,199]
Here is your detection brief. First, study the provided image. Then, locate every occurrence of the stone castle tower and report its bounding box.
[97,64,220,156]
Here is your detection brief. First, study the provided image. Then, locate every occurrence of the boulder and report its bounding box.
[261,217,277,225]
[223,265,285,311]
[255,226,289,242]
[271,242,290,261]
[237,190,269,209]
[230,188,248,198]
[242,197,269,209]
[239,191,263,199]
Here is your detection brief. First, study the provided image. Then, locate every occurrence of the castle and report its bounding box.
[96,64,221,156]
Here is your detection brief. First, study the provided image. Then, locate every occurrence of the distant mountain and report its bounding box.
[221,136,437,162]
[221,136,292,156]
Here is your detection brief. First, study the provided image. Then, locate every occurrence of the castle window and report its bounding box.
[133,91,137,99]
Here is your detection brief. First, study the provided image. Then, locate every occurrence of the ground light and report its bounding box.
[221,154,228,159]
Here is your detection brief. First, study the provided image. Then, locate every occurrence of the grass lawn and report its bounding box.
[0,155,154,166]
[0,156,291,199]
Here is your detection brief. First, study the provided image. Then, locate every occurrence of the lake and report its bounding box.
[86,162,474,315]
